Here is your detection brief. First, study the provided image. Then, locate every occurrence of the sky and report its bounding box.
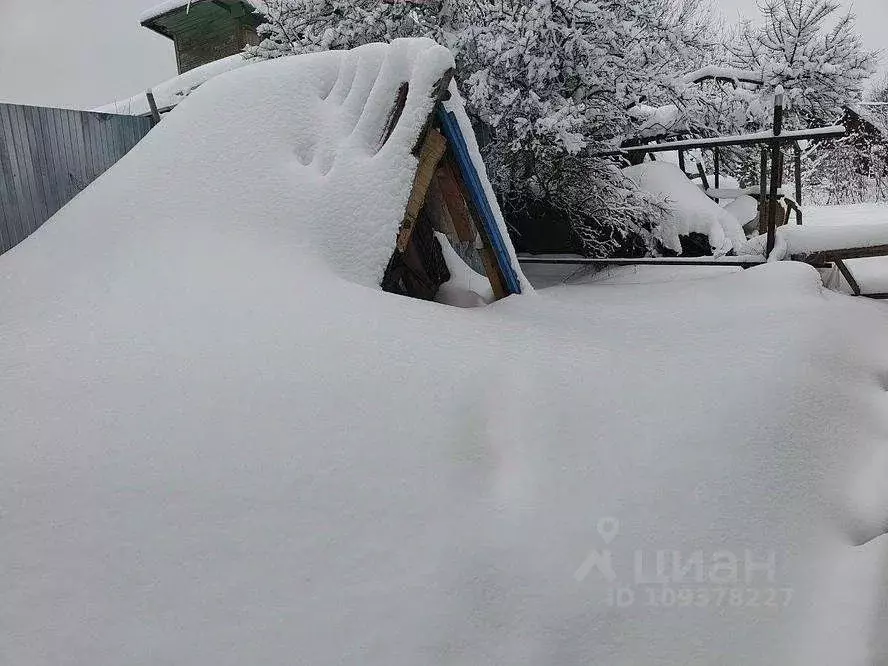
[0,0,885,110]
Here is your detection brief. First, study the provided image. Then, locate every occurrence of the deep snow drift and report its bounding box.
[4,40,888,666]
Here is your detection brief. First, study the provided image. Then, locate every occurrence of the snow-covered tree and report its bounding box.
[248,0,443,60]
[729,0,876,128]
[247,0,718,257]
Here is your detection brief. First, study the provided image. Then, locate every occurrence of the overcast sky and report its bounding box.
[0,0,885,110]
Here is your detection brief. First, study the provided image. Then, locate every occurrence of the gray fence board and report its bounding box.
[1,105,29,243]
[0,103,153,255]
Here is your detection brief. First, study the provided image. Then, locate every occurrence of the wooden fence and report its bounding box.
[0,103,154,255]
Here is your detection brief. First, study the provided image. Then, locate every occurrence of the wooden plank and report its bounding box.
[834,259,861,296]
[35,106,63,216]
[68,108,89,192]
[794,142,803,207]
[146,91,162,125]
[435,156,475,242]
[424,176,456,236]
[806,244,888,263]
[435,106,519,296]
[480,246,507,299]
[99,114,117,172]
[396,128,447,252]
[89,113,107,176]
[0,108,15,252]
[596,126,846,157]
[51,106,73,200]
[22,105,53,228]
[713,147,720,203]
[82,113,99,181]
[59,109,82,197]
[58,108,77,198]
[1,105,31,242]
[0,106,20,250]
[518,256,768,268]
[12,104,43,235]
[696,162,710,190]
[758,148,768,234]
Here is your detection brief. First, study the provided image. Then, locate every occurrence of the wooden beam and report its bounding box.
[435,157,475,242]
[794,142,803,207]
[696,162,710,190]
[766,92,784,257]
[435,105,517,297]
[480,247,507,299]
[396,129,447,252]
[424,177,456,236]
[598,125,846,157]
[518,256,767,268]
[146,90,161,126]
[713,147,720,203]
[758,148,768,235]
[783,198,802,226]
[438,152,507,298]
[834,259,861,296]
[806,244,888,263]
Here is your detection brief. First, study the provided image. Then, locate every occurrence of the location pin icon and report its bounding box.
[597,517,620,545]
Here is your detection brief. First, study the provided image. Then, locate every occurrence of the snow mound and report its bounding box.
[770,223,888,261]
[623,161,747,255]
[434,231,494,306]
[724,194,759,232]
[93,55,255,116]
[5,40,888,666]
[86,38,472,289]
[628,103,687,138]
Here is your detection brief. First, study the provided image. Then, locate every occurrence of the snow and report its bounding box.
[769,223,888,261]
[628,103,687,138]
[723,194,760,231]
[681,65,765,85]
[623,162,747,255]
[434,231,494,306]
[804,203,888,294]
[92,55,254,116]
[5,40,888,666]
[140,0,265,24]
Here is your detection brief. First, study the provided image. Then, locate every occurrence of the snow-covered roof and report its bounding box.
[92,54,253,116]
[140,0,266,24]
[846,103,888,140]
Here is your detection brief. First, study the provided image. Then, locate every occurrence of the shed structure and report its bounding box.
[141,0,264,74]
